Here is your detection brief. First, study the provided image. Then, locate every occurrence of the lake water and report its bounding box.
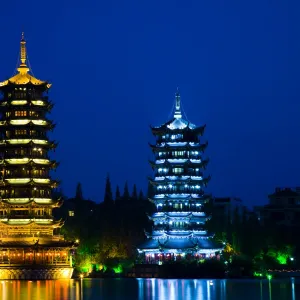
[0,278,299,300]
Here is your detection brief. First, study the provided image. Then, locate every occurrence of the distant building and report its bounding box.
[137,90,222,263]
[254,187,300,226]
[212,197,245,224]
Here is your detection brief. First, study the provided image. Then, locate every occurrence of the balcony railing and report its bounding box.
[0,214,53,219]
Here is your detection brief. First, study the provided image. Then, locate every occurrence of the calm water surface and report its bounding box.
[0,278,299,300]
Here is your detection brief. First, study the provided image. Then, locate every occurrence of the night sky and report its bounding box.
[0,0,299,207]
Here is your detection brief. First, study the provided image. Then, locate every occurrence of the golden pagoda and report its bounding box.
[0,34,76,279]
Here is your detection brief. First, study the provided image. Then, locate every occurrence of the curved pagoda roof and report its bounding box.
[0,197,63,207]
[0,33,51,89]
[151,193,208,201]
[149,158,209,169]
[0,218,64,228]
[138,237,223,252]
[150,90,206,136]
[150,141,208,153]
[151,119,206,136]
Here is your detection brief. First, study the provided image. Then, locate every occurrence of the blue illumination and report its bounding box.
[138,92,221,258]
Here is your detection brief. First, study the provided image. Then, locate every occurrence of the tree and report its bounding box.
[115,185,121,201]
[75,182,83,201]
[104,173,113,203]
[138,190,144,201]
[123,181,130,200]
[132,184,138,201]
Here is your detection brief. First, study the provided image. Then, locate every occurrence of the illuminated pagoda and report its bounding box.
[138,90,222,263]
[0,34,76,279]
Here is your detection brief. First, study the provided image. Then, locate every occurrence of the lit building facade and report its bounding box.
[0,34,76,279]
[138,91,222,263]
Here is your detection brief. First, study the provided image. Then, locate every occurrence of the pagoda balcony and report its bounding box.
[155,171,203,177]
[0,193,53,199]
[4,173,50,179]
[157,207,203,213]
[4,153,49,160]
[155,154,201,160]
[0,214,53,219]
[3,115,49,122]
[154,225,192,230]
[4,134,49,140]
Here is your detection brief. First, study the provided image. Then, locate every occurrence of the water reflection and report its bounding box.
[0,278,298,300]
[291,278,295,300]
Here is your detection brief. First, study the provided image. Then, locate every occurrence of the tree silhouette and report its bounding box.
[115,185,121,202]
[138,190,144,201]
[123,181,130,200]
[75,182,83,201]
[132,184,138,201]
[104,173,113,203]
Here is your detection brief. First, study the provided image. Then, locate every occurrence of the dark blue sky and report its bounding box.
[0,0,299,207]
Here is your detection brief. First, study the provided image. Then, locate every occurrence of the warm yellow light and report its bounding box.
[31,100,45,106]
[33,178,50,184]
[0,121,6,126]
[75,239,79,243]
[6,139,31,144]
[6,178,30,184]
[11,100,27,105]
[10,119,30,125]
[33,159,50,165]
[6,158,30,164]
[32,198,53,204]
[32,139,48,145]
[80,274,83,279]
[32,120,47,125]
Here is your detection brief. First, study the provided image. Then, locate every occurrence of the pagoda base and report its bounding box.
[0,265,73,280]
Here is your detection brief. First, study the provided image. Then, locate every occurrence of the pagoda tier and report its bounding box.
[146,230,211,239]
[0,198,63,207]
[149,158,209,169]
[0,139,58,150]
[150,122,206,136]
[149,141,208,153]
[151,193,210,201]
[138,91,222,260]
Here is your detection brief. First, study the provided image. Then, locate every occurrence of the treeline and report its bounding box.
[54,174,156,275]
[206,203,300,277]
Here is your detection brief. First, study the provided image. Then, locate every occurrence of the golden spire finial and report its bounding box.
[18,32,29,74]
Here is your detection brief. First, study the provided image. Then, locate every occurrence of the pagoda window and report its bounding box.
[172,151,185,157]
[173,168,183,174]
[5,131,11,138]
[29,111,41,117]
[5,112,11,117]
[15,129,27,136]
[14,149,25,155]
[14,92,26,99]
[15,111,27,117]
[69,210,75,217]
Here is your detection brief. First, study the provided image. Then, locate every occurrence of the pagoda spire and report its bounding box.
[174,87,182,119]
[17,32,29,74]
